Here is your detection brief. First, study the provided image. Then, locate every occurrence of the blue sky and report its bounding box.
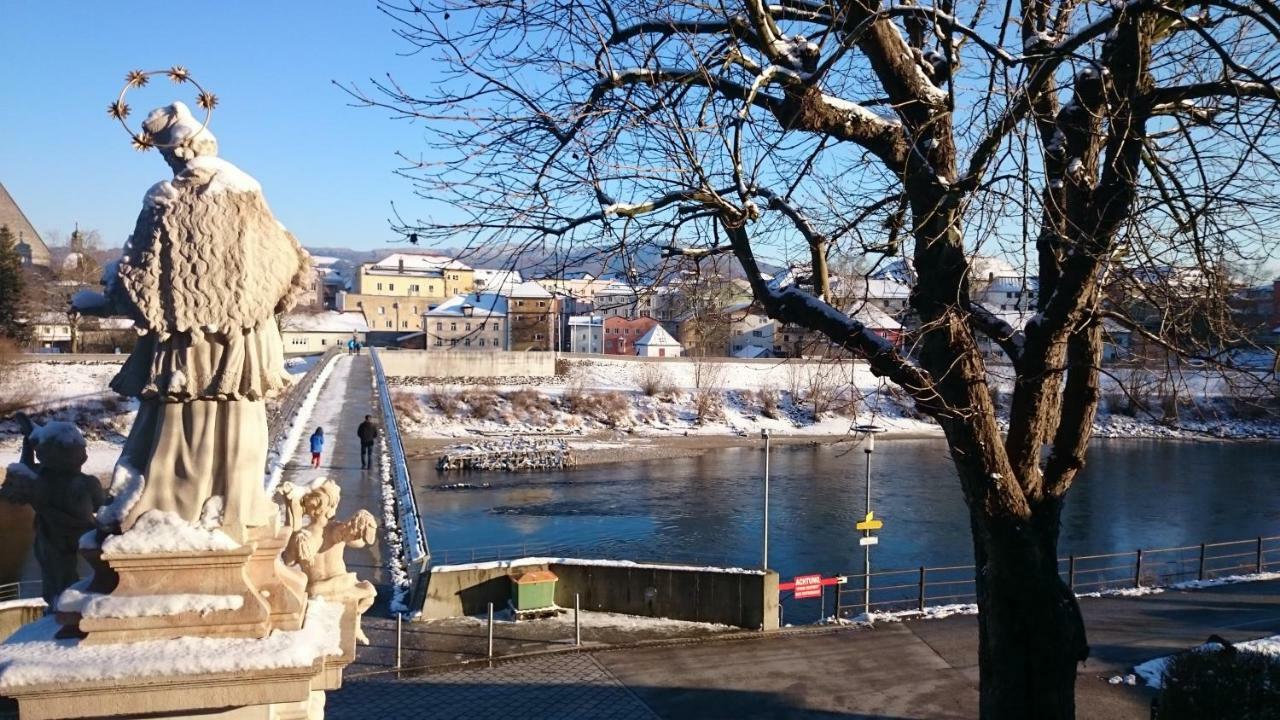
[1,2,426,253]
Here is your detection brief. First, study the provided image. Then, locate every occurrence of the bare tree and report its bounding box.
[350,1,1280,715]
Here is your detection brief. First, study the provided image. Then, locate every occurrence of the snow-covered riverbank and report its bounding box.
[389,357,1280,449]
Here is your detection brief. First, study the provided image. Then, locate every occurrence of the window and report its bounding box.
[489,323,497,331]
[465,323,471,331]
[434,338,442,346]
[479,339,485,347]
[402,321,408,328]
[386,321,392,328]
[734,345,742,351]
[1006,292,1014,299]
[411,306,417,314]
[450,323,457,331]
[377,307,385,315]
[377,282,383,291]
[535,333,544,340]
[538,301,546,308]
[321,339,327,346]
[464,338,471,346]
[436,322,442,330]
[752,330,763,337]
[389,283,395,291]
[410,284,420,292]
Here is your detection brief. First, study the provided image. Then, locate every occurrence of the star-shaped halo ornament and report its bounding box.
[109,67,214,152]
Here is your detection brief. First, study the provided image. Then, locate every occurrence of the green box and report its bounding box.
[511,570,558,610]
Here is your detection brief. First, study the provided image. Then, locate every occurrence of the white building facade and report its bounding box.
[567,315,605,354]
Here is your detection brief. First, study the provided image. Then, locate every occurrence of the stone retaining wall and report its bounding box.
[420,558,780,631]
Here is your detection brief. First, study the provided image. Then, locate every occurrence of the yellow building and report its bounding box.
[341,253,476,335]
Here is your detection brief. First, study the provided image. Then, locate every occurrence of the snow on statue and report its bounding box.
[74,101,312,542]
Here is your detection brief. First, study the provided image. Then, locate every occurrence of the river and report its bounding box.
[413,438,1280,603]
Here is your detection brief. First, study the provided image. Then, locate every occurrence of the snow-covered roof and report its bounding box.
[733,345,769,359]
[859,278,910,299]
[367,253,471,274]
[849,303,902,331]
[568,315,604,327]
[473,268,522,292]
[504,280,553,298]
[636,324,681,348]
[869,258,914,283]
[986,275,1039,293]
[426,292,508,317]
[281,311,370,333]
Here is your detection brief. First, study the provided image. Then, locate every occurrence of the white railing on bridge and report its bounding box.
[370,348,430,576]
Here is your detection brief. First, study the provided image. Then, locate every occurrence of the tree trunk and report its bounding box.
[973,501,1088,719]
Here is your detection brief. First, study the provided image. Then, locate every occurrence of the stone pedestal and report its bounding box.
[0,598,359,720]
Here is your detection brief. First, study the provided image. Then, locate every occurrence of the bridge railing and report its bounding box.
[370,348,430,578]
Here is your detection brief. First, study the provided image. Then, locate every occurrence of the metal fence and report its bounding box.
[371,347,430,575]
[830,534,1280,621]
[0,581,41,603]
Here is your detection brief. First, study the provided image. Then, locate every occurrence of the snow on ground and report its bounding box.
[0,598,344,688]
[390,357,1280,441]
[1130,633,1280,689]
[393,357,929,440]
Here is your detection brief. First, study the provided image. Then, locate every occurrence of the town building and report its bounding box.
[592,281,642,318]
[339,253,476,337]
[280,311,369,353]
[505,281,556,351]
[26,312,72,352]
[567,315,605,354]
[727,305,775,358]
[635,324,683,357]
[603,316,658,355]
[0,181,51,268]
[424,293,508,350]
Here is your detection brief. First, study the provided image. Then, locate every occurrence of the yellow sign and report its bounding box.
[855,511,884,532]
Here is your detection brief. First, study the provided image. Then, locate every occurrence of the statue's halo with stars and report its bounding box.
[107,66,218,152]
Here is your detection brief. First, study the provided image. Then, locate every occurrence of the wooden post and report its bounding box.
[1258,537,1265,573]
[1198,543,1206,581]
[1134,549,1143,588]
[1068,555,1076,591]
[918,567,926,612]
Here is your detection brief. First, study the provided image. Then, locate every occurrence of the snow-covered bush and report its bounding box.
[1157,645,1280,720]
[425,385,461,419]
[636,364,674,397]
[459,387,500,420]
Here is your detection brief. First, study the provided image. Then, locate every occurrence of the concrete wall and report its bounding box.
[380,350,557,378]
[0,601,45,642]
[420,559,780,631]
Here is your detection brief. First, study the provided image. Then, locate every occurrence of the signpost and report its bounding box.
[855,425,887,617]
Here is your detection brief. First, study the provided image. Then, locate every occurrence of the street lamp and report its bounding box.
[761,428,771,570]
[855,424,887,617]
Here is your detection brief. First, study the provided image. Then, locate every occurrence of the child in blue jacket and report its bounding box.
[309,427,324,468]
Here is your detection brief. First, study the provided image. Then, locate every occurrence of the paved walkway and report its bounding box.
[330,579,1280,719]
[281,353,386,583]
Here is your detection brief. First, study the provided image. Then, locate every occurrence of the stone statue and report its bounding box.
[278,480,377,643]
[74,101,312,543]
[0,414,104,604]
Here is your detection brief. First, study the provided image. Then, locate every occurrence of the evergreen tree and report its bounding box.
[0,225,30,341]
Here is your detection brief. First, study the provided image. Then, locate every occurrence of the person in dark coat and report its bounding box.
[357,415,379,469]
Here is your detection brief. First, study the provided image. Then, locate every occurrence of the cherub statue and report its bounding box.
[0,414,105,604]
[278,480,377,643]
[73,101,312,542]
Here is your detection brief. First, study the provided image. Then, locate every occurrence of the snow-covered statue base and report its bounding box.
[0,88,361,720]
